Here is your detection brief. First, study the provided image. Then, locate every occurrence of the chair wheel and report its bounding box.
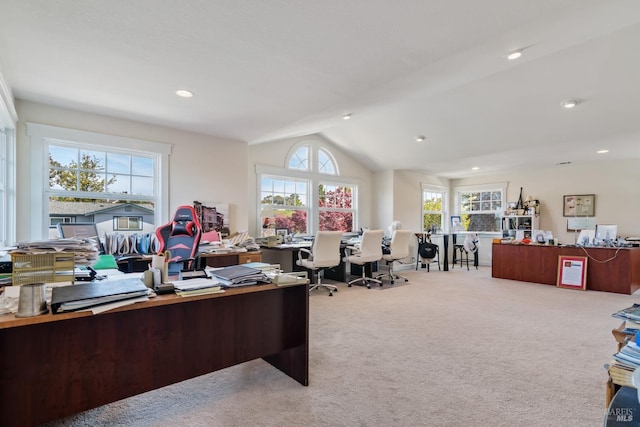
[348,284,352,287]
[334,288,338,292]
[366,284,371,289]
[379,283,383,287]
[391,280,395,284]
[404,279,408,282]
[329,292,333,296]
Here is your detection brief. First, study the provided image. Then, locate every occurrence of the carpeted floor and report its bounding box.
[45,267,636,427]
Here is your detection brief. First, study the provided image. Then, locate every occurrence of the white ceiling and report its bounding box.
[1,0,640,178]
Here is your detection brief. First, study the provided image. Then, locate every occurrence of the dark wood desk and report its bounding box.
[0,282,308,426]
[260,245,347,282]
[492,243,640,294]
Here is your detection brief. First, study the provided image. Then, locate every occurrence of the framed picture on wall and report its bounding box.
[450,215,462,231]
[563,194,595,217]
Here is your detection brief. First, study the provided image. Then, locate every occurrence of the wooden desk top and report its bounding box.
[0,281,297,330]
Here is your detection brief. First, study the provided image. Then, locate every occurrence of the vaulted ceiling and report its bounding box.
[1,1,639,177]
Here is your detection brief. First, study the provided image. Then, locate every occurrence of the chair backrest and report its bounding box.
[310,231,343,268]
[389,229,412,260]
[357,229,384,262]
[155,205,202,269]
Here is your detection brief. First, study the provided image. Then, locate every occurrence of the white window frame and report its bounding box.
[257,145,358,234]
[259,174,311,234]
[452,182,507,233]
[27,123,171,240]
[421,183,448,233]
[0,73,17,247]
[318,181,357,231]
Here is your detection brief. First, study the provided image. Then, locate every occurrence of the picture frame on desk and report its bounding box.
[563,194,595,217]
[275,228,288,237]
[557,255,587,290]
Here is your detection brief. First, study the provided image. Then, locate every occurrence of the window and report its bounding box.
[260,176,310,235]
[114,216,143,231]
[422,185,446,233]
[318,148,336,175]
[258,139,357,235]
[454,183,506,232]
[0,77,17,247]
[50,217,72,227]
[288,146,310,171]
[0,129,5,244]
[319,183,354,231]
[27,123,171,240]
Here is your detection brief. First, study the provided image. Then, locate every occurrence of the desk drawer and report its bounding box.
[238,252,262,264]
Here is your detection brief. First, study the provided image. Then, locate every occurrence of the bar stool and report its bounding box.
[452,244,470,270]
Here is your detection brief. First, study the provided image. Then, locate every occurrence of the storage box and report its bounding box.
[10,252,75,285]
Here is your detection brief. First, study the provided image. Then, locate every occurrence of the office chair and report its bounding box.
[296,231,343,296]
[376,229,412,285]
[155,205,202,275]
[345,229,384,289]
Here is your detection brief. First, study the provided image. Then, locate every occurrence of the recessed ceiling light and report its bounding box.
[597,149,609,154]
[471,166,480,171]
[342,113,352,120]
[175,89,194,98]
[507,50,523,60]
[415,135,426,142]
[561,99,578,109]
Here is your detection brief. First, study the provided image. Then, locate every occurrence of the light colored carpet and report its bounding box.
[46,267,635,427]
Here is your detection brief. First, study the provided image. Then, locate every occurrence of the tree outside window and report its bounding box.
[423,190,443,233]
[319,184,353,232]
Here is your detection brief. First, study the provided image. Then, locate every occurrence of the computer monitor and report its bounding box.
[57,223,104,253]
[595,224,617,245]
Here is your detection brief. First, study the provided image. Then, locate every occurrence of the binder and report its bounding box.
[51,278,148,314]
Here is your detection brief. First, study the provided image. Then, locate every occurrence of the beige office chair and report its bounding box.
[345,229,384,289]
[296,231,343,296]
[376,229,412,285]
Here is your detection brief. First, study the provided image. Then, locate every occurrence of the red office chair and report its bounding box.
[155,205,202,274]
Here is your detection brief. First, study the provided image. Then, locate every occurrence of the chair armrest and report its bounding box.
[297,247,312,262]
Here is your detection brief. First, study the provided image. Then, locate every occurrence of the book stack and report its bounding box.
[608,304,640,386]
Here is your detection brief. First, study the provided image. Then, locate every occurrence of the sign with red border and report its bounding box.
[557,255,588,290]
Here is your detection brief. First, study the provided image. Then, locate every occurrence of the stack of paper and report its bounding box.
[612,304,640,334]
[209,265,269,287]
[13,238,100,265]
[172,278,224,297]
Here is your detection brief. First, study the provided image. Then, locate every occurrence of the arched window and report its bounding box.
[258,139,356,236]
[288,145,309,171]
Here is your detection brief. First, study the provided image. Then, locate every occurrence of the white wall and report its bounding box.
[372,170,393,232]
[15,100,249,242]
[452,159,640,245]
[247,134,374,237]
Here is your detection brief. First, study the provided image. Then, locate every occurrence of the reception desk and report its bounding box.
[0,282,308,426]
[492,243,640,294]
